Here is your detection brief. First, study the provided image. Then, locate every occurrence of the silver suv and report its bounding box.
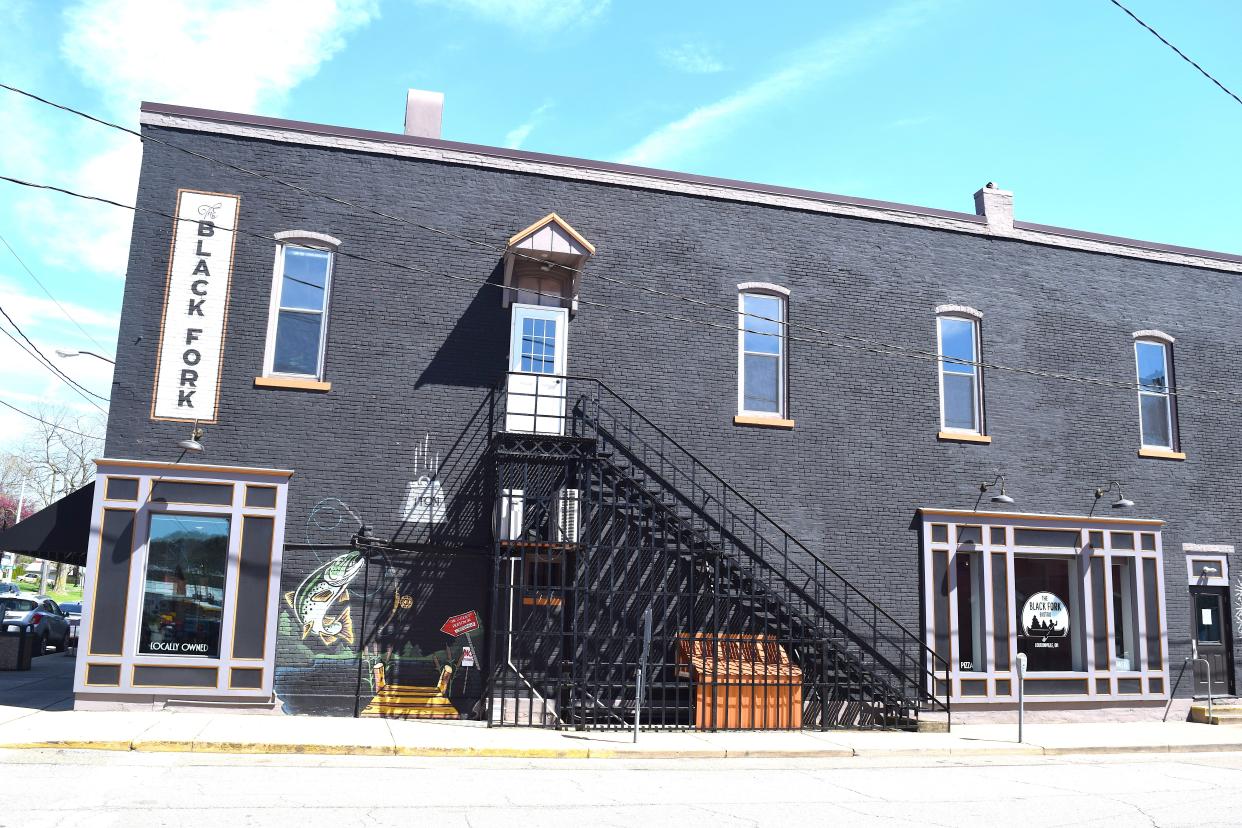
[1,596,70,653]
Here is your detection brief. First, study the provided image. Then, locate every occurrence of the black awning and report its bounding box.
[0,481,94,565]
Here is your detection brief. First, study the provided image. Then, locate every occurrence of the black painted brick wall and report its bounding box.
[107,123,1242,702]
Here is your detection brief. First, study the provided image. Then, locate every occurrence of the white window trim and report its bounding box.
[936,313,984,435]
[274,230,342,249]
[1132,329,1174,344]
[737,281,790,296]
[737,287,788,418]
[934,304,983,320]
[1134,338,1175,450]
[262,238,336,381]
[1183,547,1229,587]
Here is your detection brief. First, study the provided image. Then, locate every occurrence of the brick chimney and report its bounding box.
[404,89,444,140]
[973,182,1014,234]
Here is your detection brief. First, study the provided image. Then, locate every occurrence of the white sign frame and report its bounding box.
[150,189,240,423]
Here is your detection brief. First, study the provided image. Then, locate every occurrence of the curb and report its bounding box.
[2,740,1241,759]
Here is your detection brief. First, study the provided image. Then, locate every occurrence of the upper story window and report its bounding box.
[1133,332,1178,450]
[737,285,788,418]
[263,232,339,380]
[936,307,984,435]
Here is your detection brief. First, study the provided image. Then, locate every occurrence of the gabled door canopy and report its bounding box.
[502,212,595,314]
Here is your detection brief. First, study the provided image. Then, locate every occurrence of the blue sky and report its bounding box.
[1,0,1240,455]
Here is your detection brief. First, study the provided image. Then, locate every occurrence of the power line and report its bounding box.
[0,228,112,352]
[4,81,1239,404]
[1107,0,1242,108]
[0,300,109,409]
[4,172,1241,409]
[0,397,100,440]
[0,307,109,413]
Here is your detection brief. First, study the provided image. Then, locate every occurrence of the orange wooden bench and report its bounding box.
[676,633,803,729]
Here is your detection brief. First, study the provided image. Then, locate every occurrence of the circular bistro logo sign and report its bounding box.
[1021,591,1068,639]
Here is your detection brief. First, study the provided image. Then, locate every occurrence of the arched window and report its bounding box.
[935,306,984,437]
[1133,331,1178,452]
[262,231,341,382]
[737,284,789,420]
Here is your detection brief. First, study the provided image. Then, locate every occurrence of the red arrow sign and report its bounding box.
[441,610,480,637]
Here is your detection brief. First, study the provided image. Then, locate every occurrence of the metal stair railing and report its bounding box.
[493,373,950,723]
[594,451,921,725]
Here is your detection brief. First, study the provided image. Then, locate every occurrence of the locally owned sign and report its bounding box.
[440,610,480,637]
[151,190,240,422]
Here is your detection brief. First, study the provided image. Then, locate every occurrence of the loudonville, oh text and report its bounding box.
[177,219,216,409]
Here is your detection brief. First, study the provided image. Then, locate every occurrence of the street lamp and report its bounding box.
[55,349,115,365]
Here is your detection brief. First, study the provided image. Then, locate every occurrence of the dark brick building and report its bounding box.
[69,91,1240,727]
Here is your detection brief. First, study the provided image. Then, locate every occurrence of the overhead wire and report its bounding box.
[0,396,100,440]
[1107,0,1242,108]
[0,228,112,352]
[6,79,1228,400]
[2,172,1239,409]
[0,301,109,412]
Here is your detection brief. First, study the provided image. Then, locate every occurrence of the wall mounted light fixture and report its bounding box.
[178,420,205,453]
[975,474,1014,510]
[1091,480,1133,516]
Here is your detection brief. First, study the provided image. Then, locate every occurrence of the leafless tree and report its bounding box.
[0,405,105,592]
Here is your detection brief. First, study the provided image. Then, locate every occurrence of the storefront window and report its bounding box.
[1014,556,1078,672]
[922,514,1167,702]
[1112,559,1138,670]
[956,551,984,671]
[138,514,230,658]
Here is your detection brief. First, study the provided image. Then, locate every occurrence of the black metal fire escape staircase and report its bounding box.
[488,376,949,731]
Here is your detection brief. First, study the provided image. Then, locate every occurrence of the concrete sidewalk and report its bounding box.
[1,705,1240,759]
[3,656,1239,759]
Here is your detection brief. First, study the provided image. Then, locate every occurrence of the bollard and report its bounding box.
[1016,652,1027,743]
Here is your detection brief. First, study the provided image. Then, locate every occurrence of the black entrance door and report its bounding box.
[1191,587,1234,697]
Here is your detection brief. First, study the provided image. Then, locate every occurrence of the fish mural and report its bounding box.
[284,551,366,647]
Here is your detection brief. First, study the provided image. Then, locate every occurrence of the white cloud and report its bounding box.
[5,0,380,284]
[504,102,553,149]
[417,0,608,31]
[617,1,938,168]
[0,0,378,454]
[660,42,725,75]
[61,0,380,118]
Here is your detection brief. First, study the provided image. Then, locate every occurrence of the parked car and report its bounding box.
[0,582,19,596]
[60,602,83,647]
[0,596,70,653]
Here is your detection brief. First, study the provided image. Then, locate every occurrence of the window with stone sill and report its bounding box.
[936,309,985,436]
[737,286,789,418]
[262,233,339,381]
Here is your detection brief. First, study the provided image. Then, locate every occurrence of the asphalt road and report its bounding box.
[0,749,1239,826]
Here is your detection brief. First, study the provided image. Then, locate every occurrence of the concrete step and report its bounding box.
[1189,702,1242,725]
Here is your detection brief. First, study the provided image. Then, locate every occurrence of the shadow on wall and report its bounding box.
[391,390,496,549]
[415,262,509,390]
[273,547,489,718]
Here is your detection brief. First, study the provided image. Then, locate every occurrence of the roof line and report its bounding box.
[138,101,1242,272]
[139,101,983,224]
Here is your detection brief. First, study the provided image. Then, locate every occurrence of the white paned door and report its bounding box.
[506,303,569,434]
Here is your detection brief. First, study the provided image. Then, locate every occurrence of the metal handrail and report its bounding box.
[495,372,950,716]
